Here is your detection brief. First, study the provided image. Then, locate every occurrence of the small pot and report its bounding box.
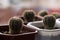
[27,21,60,40]
[0,24,37,40]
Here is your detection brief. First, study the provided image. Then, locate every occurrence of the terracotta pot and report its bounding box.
[0,24,37,40]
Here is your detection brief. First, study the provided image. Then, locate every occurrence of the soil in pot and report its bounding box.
[0,25,37,40]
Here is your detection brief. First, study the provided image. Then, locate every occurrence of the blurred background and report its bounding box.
[0,0,60,24]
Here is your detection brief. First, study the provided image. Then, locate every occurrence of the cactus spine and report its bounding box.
[24,10,35,22]
[9,16,23,34]
[39,10,48,17]
[43,15,56,29]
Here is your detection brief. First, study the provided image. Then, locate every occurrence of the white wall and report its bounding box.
[0,0,60,9]
[11,0,38,13]
[39,0,60,9]
[11,0,38,8]
[0,0,10,9]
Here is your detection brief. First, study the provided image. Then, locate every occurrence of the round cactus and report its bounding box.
[43,15,56,29]
[52,12,60,19]
[38,10,48,17]
[9,16,23,34]
[24,10,35,22]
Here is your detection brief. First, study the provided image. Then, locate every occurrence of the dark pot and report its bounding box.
[0,25,37,40]
[34,15,43,21]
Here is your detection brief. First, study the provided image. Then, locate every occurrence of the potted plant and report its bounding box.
[52,12,60,19]
[0,16,37,40]
[38,10,48,17]
[20,10,42,25]
[27,15,60,40]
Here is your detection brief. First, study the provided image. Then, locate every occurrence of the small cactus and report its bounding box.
[24,10,35,22]
[9,16,23,34]
[52,12,60,19]
[38,10,48,17]
[43,15,56,29]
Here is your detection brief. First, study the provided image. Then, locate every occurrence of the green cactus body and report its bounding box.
[43,15,56,29]
[9,17,23,34]
[24,10,35,22]
[39,10,48,17]
[52,13,60,19]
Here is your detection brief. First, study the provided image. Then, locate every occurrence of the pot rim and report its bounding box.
[56,18,60,22]
[0,24,37,36]
[27,21,60,32]
[0,30,37,36]
[0,24,9,26]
